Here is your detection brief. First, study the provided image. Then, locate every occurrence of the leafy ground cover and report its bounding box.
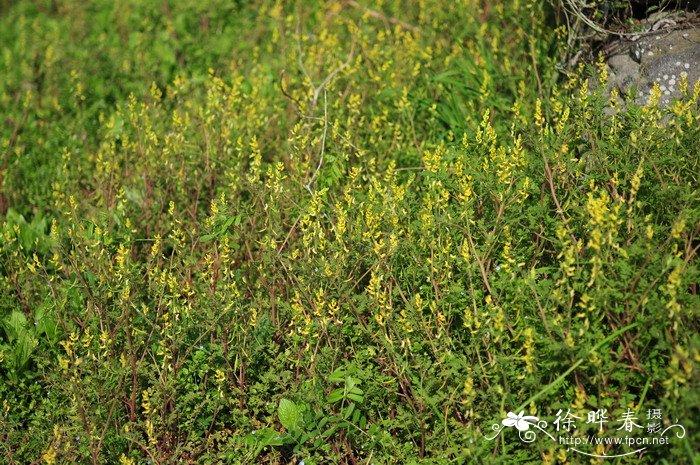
[0,1,698,464]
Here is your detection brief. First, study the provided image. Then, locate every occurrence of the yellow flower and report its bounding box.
[670,217,686,240]
[42,446,57,465]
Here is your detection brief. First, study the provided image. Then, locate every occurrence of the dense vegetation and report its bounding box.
[0,1,698,463]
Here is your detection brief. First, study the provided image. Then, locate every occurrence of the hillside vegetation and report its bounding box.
[0,1,698,464]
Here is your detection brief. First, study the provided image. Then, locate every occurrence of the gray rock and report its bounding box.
[608,53,640,91]
[606,27,700,106]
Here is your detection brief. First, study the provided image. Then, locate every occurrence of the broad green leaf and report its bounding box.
[278,398,301,431]
[2,311,28,343]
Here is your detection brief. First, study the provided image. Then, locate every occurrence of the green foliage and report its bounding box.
[1,0,699,464]
[278,398,302,432]
[0,310,37,380]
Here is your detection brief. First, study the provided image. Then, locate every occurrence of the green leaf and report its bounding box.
[328,367,345,383]
[347,386,364,403]
[278,398,301,431]
[1,311,28,343]
[327,388,344,403]
[342,403,355,420]
[34,303,59,343]
[321,425,337,439]
[318,416,329,429]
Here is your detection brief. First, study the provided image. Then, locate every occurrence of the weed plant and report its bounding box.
[0,1,698,464]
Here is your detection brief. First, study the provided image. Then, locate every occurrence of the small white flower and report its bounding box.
[502,411,539,431]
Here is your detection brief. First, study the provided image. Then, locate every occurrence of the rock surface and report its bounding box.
[606,25,700,105]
